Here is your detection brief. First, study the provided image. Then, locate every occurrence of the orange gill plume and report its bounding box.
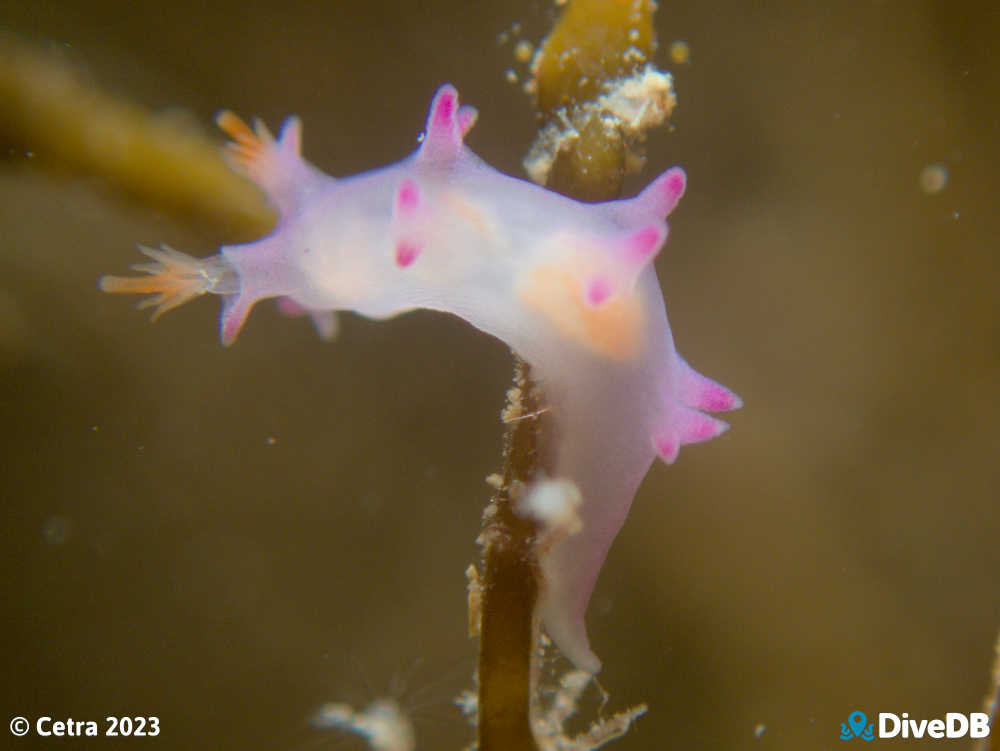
[99,245,234,320]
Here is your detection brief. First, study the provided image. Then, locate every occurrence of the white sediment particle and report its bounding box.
[311,698,415,751]
[518,479,583,537]
[532,666,648,751]
[621,45,647,64]
[523,65,676,185]
[454,689,478,724]
[514,39,535,63]
[595,66,675,134]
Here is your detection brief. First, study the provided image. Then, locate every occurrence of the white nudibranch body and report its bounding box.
[100,84,741,673]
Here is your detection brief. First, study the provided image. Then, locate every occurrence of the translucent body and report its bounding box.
[101,85,741,672]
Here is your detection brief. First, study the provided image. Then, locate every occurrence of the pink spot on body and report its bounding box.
[621,224,665,264]
[395,240,421,268]
[396,179,421,214]
[585,277,612,306]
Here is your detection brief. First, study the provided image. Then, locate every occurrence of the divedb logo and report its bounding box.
[840,710,991,741]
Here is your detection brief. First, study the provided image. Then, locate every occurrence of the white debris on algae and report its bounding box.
[524,65,677,186]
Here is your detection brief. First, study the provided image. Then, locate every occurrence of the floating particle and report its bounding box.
[42,515,72,545]
[312,698,415,751]
[754,723,766,738]
[514,39,534,63]
[497,22,522,46]
[265,435,277,445]
[669,40,691,64]
[919,163,948,194]
[505,69,518,84]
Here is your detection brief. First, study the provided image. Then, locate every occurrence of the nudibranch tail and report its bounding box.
[98,245,236,320]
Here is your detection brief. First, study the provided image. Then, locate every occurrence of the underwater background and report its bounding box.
[2,0,998,748]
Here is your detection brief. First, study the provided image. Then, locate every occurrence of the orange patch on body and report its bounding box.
[517,265,643,361]
[442,191,495,239]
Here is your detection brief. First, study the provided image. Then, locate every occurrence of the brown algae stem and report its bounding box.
[478,360,546,751]
[531,0,659,199]
[533,0,657,118]
[0,36,275,241]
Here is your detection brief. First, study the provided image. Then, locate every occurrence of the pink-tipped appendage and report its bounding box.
[457,105,478,136]
[675,407,730,443]
[616,166,687,224]
[678,358,743,412]
[418,84,466,161]
[653,433,680,464]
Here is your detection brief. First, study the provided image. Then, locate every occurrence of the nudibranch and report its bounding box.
[101,84,741,673]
